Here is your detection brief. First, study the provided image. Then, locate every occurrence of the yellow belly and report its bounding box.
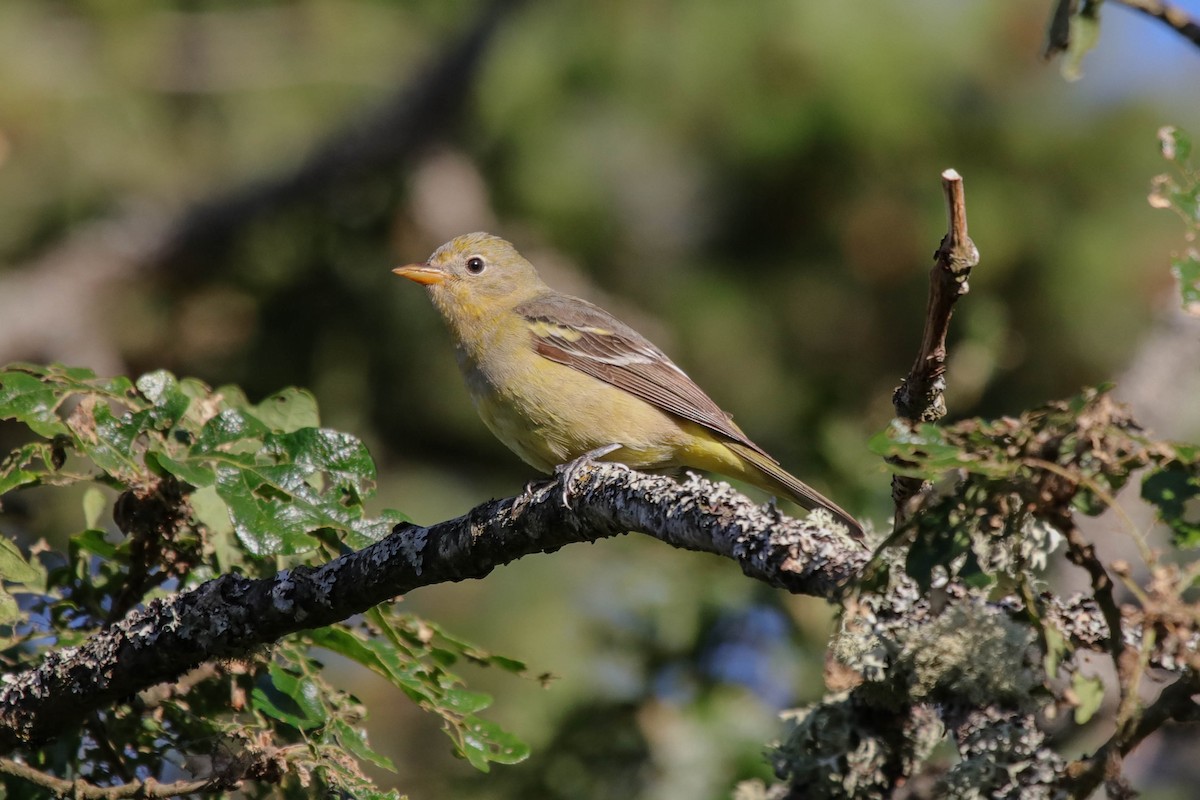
[466,356,691,474]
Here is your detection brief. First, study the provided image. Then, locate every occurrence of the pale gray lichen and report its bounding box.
[835,568,1039,709]
[310,571,336,607]
[899,603,1040,707]
[767,692,943,799]
[970,513,1063,580]
[938,709,1065,799]
[731,779,788,800]
[271,572,295,616]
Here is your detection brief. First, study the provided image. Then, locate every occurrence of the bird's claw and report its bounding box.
[520,478,547,501]
[555,443,622,507]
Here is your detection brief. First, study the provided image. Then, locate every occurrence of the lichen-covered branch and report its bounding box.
[0,462,865,751]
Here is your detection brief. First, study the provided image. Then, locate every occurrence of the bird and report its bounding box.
[393,232,862,539]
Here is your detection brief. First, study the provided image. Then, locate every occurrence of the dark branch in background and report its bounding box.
[1045,0,1200,62]
[1043,0,1078,59]
[890,169,979,514]
[1114,0,1200,49]
[156,0,526,276]
[0,0,524,367]
[0,464,866,752]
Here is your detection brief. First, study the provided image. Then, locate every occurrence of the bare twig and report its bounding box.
[1062,671,1200,797]
[1044,0,1079,60]
[0,757,224,799]
[1114,0,1200,49]
[1063,523,1130,683]
[890,169,980,514]
[0,463,865,751]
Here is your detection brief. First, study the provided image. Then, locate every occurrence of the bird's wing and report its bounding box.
[514,293,774,460]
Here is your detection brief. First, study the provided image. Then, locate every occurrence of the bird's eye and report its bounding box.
[465,256,486,274]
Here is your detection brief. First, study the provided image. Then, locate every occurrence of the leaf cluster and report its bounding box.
[872,387,1197,592]
[1150,126,1200,313]
[0,364,529,797]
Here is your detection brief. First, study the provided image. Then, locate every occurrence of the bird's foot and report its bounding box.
[519,476,558,504]
[555,443,622,507]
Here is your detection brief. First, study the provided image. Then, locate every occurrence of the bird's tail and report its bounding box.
[726,442,863,540]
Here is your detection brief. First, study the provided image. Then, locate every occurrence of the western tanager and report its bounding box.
[394,232,862,539]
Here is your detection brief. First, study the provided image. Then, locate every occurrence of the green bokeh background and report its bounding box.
[2,1,1199,797]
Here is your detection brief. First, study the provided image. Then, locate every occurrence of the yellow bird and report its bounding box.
[394,232,862,539]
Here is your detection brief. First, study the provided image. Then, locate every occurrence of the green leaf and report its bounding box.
[458,716,530,771]
[0,442,56,494]
[1071,672,1105,725]
[869,422,968,478]
[1171,250,1200,313]
[134,370,192,430]
[214,466,320,555]
[67,399,153,483]
[1043,626,1067,679]
[1160,125,1193,164]
[331,719,396,772]
[192,408,270,455]
[0,588,20,626]
[308,626,432,702]
[440,688,493,715]
[150,452,215,488]
[483,654,529,674]
[72,529,117,559]
[252,388,321,432]
[190,485,233,535]
[0,368,68,437]
[252,663,329,731]
[1142,462,1200,547]
[82,487,106,530]
[213,427,379,555]
[0,536,41,584]
[1060,4,1100,82]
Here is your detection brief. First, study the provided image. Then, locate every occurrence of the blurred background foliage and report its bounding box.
[1,0,1199,797]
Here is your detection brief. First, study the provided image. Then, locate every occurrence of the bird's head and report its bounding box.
[393,233,546,324]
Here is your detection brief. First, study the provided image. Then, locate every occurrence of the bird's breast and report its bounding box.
[461,348,687,474]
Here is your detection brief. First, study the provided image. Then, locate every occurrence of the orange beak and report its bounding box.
[392,263,447,285]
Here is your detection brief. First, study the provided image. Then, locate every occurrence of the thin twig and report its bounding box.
[1043,0,1077,60]
[1062,670,1200,796]
[0,757,224,799]
[1062,524,1129,685]
[1022,456,1153,564]
[1114,0,1200,49]
[890,169,980,515]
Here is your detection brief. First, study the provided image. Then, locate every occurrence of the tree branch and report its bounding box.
[0,757,225,799]
[0,463,865,751]
[0,0,523,367]
[1062,524,1129,682]
[1062,670,1200,797]
[891,169,980,513]
[156,0,525,277]
[1114,0,1200,50]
